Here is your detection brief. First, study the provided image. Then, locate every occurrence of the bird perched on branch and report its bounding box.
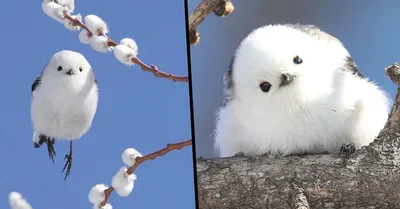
[31,50,98,180]
[214,24,390,158]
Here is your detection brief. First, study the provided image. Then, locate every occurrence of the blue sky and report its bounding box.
[0,1,195,209]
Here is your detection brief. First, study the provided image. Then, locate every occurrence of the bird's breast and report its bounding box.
[31,79,98,139]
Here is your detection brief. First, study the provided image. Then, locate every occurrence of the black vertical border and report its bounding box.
[183,0,199,208]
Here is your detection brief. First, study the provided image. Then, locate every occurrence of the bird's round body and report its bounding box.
[214,24,390,157]
[31,50,98,140]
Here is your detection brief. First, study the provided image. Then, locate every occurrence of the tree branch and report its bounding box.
[101,139,193,206]
[196,63,400,209]
[188,0,234,46]
[64,14,189,83]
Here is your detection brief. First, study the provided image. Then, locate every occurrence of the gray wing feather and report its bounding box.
[287,23,364,78]
[222,56,235,107]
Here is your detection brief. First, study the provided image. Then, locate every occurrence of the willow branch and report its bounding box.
[64,14,189,83]
[101,139,193,206]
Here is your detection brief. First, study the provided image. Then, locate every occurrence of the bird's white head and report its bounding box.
[41,50,95,90]
[228,24,352,110]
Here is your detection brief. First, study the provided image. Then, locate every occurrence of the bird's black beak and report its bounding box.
[66,69,74,75]
[279,73,295,88]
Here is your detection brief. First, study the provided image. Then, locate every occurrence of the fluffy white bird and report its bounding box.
[31,50,99,180]
[9,192,32,209]
[214,24,391,158]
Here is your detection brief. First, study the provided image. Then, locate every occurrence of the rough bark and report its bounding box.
[197,63,400,209]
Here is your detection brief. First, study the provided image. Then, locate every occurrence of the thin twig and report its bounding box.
[64,14,189,83]
[188,0,234,45]
[100,139,193,206]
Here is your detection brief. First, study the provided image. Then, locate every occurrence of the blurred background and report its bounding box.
[0,1,195,209]
[188,0,400,158]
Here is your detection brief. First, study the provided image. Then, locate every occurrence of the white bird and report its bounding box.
[214,24,391,158]
[31,50,98,180]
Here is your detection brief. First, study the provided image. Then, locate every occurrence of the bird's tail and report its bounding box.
[33,132,40,147]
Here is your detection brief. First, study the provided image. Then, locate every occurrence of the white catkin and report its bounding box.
[90,36,111,53]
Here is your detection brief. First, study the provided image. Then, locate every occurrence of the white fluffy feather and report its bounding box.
[31,50,98,140]
[111,166,137,197]
[84,15,109,35]
[32,132,40,144]
[214,24,391,157]
[90,36,112,53]
[88,184,108,205]
[121,148,142,166]
[9,192,32,209]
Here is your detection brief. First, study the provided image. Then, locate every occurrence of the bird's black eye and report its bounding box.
[259,81,271,93]
[57,66,62,71]
[293,56,303,64]
[79,67,83,72]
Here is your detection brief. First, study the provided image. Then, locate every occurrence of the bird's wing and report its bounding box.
[343,56,364,78]
[222,56,235,107]
[288,24,364,78]
[32,65,46,94]
[288,24,339,42]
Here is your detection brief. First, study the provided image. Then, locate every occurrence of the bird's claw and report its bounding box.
[62,153,73,180]
[339,142,356,159]
[46,140,56,163]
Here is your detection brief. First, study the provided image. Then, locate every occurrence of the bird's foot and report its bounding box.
[62,153,73,180]
[339,142,356,159]
[34,135,51,148]
[46,138,56,162]
[34,142,40,148]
